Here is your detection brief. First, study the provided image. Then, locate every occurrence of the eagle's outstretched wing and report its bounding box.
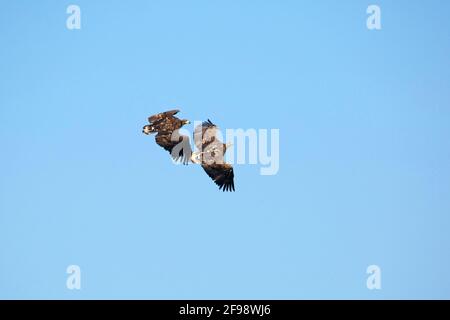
[201,163,235,192]
[155,131,192,165]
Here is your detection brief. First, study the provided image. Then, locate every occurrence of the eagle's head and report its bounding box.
[190,152,202,164]
[142,125,153,135]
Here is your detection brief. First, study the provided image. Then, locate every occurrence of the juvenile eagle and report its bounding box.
[142,109,192,164]
[191,119,235,192]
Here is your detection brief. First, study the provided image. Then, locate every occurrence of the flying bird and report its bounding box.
[143,111,235,192]
[191,119,235,192]
[142,109,192,164]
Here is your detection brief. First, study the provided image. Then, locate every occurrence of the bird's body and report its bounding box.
[143,110,192,164]
[143,109,187,135]
[192,120,235,192]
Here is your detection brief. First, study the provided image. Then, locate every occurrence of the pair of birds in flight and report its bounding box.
[142,110,235,192]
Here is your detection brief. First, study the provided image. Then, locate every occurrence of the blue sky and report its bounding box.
[1,0,450,299]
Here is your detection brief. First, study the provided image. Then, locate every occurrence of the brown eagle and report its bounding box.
[191,119,235,192]
[143,111,235,192]
[142,110,192,165]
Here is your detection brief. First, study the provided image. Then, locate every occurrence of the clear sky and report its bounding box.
[1,0,450,299]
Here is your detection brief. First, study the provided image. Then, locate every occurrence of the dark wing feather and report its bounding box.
[201,163,235,192]
[148,109,180,124]
[155,131,192,165]
[203,119,216,127]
